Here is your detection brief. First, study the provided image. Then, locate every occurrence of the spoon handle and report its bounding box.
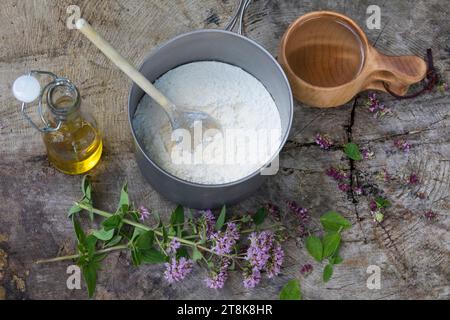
[75,18,172,109]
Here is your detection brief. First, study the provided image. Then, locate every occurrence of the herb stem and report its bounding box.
[35,244,129,264]
[75,202,237,259]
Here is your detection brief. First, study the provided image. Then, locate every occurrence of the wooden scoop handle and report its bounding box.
[75,18,172,109]
[365,46,427,96]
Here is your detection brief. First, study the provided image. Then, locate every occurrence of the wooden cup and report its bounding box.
[278,11,427,108]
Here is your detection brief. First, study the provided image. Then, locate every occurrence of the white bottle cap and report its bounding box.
[13,74,41,103]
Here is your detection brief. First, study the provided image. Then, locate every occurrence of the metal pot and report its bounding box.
[128,5,293,209]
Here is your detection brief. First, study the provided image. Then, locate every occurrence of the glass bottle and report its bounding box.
[13,71,103,175]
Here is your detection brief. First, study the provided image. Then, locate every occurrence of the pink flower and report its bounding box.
[202,209,216,239]
[166,238,181,255]
[315,133,334,150]
[408,173,419,185]
[362,148,374,160]
[338,183,351,192]
[394,139,411,152]
[366,92,391,118]
[300,264,313,276]
[138,206,151,221]
[424,211,437,220]
[353,186,363,195]
[243,268,261,289]
[205,258,231,289]
[326,167,348,181]
[163,257,193,283]
[210,222,240,255]
[266,244,284,278]
[243,231,284,288]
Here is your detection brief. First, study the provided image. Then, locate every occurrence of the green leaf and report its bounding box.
[170,205,185,236]
[320,211,352,232]
[70,197,94,221]
[132,231,166,265]
[85,185,92,202]
[93,253,107,263]
[102,215,122,231]
[191,247,203,262]
[253,207,267,226]
[140,248,167,264]
[131,227,145,242]
[135,231,155,250]
[85,235,97,256]
[215,206,226,231]
[279,279,302,300]
[82,261,100,298]
[323,264,334,282]
[322,232,341,258]
[344,142,363,161]
[131,247,141,266]
[105,235,122,248]
[92,228,115,241]
[81,175,92,200]
[72,216,86,245]
[118,182,129,210]
[68,204,83,217]
[330,255,343,265]
[305,235,323,262]
[375,197,391,209]
[127,210,140,222]
[171,205,185,225]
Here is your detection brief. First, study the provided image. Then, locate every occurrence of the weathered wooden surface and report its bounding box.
[0,0,449,300]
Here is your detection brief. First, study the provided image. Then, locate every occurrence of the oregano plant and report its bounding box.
[37,176,286,298]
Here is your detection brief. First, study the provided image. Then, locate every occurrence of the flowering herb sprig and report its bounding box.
[393,138,412,152]
[407,173,420,185]
[362,147,375,160]
[326,166,352,194]
[365,93,391,118]
[369,197,391,223]
[287,201,310,237]
[36,177,285,298]
[315,133,334,150]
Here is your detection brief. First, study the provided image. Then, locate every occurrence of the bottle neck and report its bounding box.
[46,80,81,122]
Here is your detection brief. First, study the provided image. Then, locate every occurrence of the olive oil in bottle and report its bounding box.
[13,71,103,175]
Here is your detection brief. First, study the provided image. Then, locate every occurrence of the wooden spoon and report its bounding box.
[76,18,222,146]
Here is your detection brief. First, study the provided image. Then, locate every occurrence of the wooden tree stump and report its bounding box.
[0,0,448,299]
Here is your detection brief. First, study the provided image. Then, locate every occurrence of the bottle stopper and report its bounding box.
[12,74,41,103]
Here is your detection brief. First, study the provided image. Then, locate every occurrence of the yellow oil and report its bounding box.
[42,98,103,175]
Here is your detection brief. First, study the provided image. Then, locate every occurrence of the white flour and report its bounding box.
[133,61,281,184]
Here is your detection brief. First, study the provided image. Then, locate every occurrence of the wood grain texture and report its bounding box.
[0,0,449,300]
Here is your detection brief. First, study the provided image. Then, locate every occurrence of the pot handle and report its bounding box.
[365,46,427,96]
[225,0,251,35]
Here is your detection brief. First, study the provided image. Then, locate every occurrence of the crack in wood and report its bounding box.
[345,96,368,243]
